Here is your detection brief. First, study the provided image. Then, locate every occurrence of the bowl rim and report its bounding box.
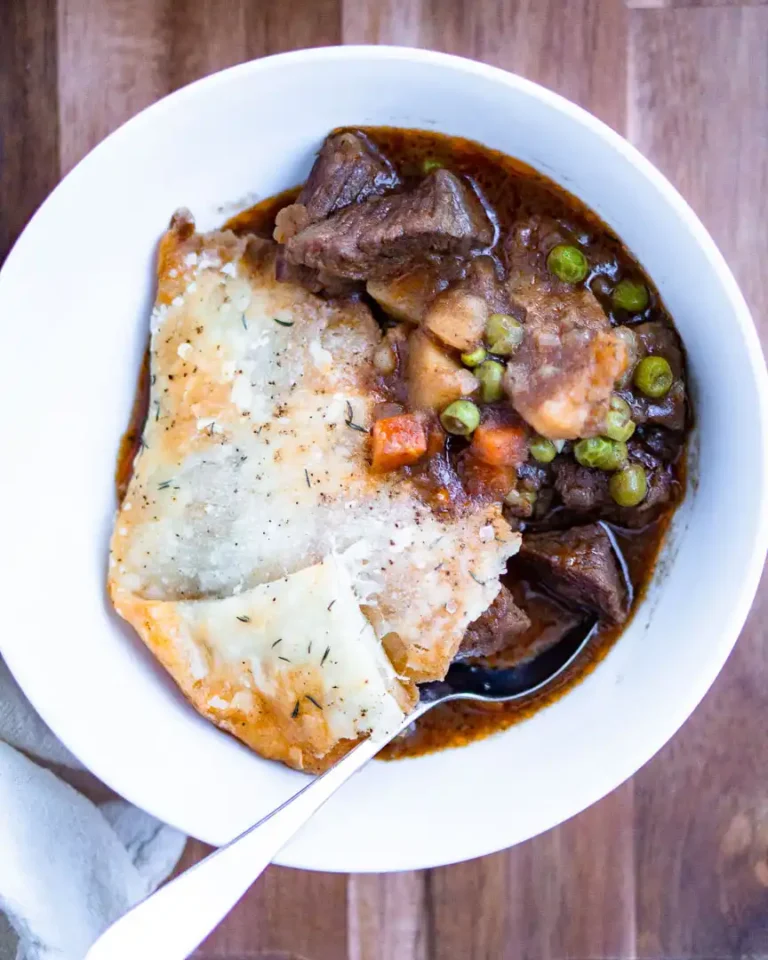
[2,44,767,871]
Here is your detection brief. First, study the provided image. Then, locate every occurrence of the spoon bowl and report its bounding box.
[420,619,597,705]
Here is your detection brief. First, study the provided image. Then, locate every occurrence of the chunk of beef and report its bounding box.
[625,381,686,432]
[553,459,610,513]
[274,256,360,297]
[299,130,397,219]
[275,131,397,243]
[637,425,684,464]
[547,452,678,529]
[456,586,531,659]
[283,169,494,281]
[503,216,628,439]
[505,214,569,283]
[520,523,627,623]
[486,593,584,668]
[274,132,398,294]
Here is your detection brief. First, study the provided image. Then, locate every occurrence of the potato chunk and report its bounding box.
[408,331,478,411]
[366,265,444,324]
[423,289,487,352]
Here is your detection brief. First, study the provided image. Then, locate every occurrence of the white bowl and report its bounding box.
[1,46,766,873]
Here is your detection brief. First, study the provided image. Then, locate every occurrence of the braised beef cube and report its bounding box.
[640,425,685,463]
[520,523,627,623]
[299,130,397,220]
[488,594,584,668]
[274,256,361,297]
[273,132,399,294]
[456,586,531,659]
[275,131,397,244]
[626,437,661,472]
[625,381,686,432]
[553,460,610,513]
[505,213,570,283]
[283,170,493,281]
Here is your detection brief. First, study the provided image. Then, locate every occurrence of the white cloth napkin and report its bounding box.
[0,660,186,959]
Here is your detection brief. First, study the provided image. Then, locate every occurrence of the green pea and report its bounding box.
[547,244,589,284]
[529,436,557,464]
[486,313,524,356]
[460,346,487,368]
[476,359,505,403]
[422,158,443,174]
[574,437,628,471]
[612,279,649,313]
[609,464,648,507]
[603,395,636,442]
[440,400,481,436]
[634,355,673,398]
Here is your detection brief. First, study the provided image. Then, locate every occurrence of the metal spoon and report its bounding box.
[86,620,595,960]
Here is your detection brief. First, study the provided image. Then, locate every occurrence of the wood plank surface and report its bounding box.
[0,0,59,261]
[428,783,637,960]
[628,1,768,9]
[629,7,768,957]
[348,872,430,960]
[1,1,766,958]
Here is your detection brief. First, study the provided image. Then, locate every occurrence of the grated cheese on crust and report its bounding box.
[108,214,520,772]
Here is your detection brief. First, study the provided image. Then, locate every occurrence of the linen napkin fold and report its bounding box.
[0,660,186,960]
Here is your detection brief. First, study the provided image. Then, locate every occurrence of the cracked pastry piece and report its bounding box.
[109,214,520,772]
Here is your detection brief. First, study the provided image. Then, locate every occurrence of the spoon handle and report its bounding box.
[85,732,388,960]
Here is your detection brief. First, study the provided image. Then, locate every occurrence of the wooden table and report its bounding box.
[3,1,767,956]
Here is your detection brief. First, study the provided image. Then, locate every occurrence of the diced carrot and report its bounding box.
[459,454,516,500]
[470,422,529,467]
[371,414,428,472]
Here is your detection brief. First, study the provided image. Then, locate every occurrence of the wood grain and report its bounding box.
[2,0,768,957]
[427,783,636,960]
[348,873,429,960]
[0,0,59,262]
[343,0,628,132]
[185,844,348,960]
[628,1,768,9]
[630,7,768,957]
